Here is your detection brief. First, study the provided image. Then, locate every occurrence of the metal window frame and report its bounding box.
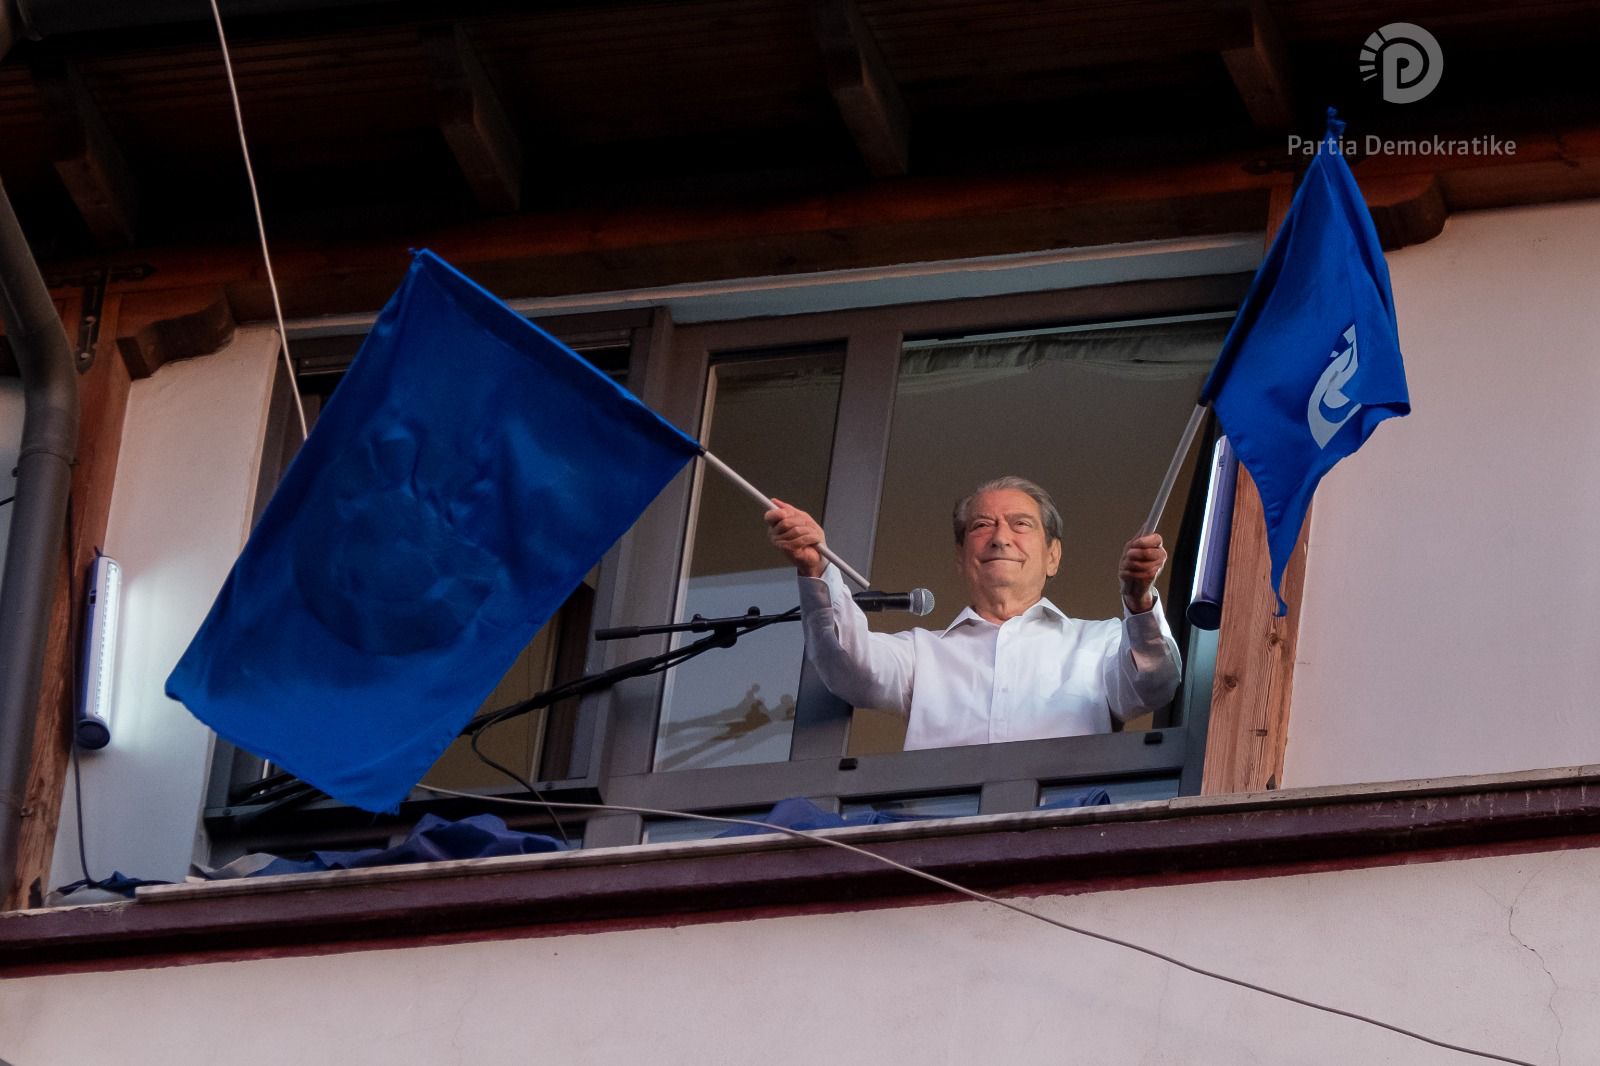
[204,272,1251,857]
[584,272,1252,847]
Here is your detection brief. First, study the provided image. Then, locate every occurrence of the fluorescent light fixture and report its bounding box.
[76,554,121,750]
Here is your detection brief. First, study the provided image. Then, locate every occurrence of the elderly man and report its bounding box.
[765,476,1181,749]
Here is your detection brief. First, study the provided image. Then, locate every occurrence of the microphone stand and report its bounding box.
[230,606,804,820]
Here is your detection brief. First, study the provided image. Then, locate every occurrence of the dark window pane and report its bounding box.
[654,351,845,771]
[849,318,1229,754]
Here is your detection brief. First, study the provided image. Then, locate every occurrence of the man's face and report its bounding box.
[956,488,1062,605]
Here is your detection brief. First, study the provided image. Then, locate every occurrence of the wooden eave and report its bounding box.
[0,0,1597,282]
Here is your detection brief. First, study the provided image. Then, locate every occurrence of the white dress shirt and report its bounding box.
[798,564,1182,749]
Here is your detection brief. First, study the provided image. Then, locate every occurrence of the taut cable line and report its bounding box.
[207,0,310,442]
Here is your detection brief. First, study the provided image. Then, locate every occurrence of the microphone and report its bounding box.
[853,588,935,616]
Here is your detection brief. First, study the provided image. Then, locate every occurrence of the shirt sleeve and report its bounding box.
[797,564,915,715]
[1102,591,1183,723]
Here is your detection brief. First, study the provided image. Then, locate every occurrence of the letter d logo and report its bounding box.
[1359,23,1443,105]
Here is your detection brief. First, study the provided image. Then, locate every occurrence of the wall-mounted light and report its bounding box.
[76,554,121,750]
[1187,438,1236,632]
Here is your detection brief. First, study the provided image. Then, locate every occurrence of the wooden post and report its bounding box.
[4,291,132,909]
[1200,179,1306,795]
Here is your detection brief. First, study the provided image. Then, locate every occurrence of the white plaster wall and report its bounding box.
[2,846,1590,1066]
[47,330,279,891]
[1287,200,1600,788]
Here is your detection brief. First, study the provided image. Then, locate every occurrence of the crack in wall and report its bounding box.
[1508,869,1564,1066]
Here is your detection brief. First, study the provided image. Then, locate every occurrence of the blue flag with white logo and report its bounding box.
[167,249,701,811]
[1201,111,1410,614]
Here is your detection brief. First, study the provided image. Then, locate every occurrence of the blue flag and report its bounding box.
[167,249,701,811]
[1201,111,1410,614]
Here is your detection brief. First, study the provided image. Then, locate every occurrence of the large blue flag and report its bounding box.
[167,250,701,811]
[1201,111,1410,614]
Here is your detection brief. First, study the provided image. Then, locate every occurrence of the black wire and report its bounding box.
[63,493,98,886]
[465,726,570,847]
[70,745,95,884]
[0,494,14,506]
[463,607,800,846]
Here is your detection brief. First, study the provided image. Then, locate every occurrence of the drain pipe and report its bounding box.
[0,159,80,901]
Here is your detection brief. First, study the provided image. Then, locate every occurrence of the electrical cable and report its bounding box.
[64,492,96,885]
[201,0,572,845]
[206,0,311,443]
[62,492,95,885]
[465,637,718,843]
[465,727,570,847]
[69,744,94,885]
[463,607,801,844]
[191,16,1531,1060]
[418,786,1540,1066]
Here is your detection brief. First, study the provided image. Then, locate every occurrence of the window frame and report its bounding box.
[581,273,1251,847]
[203,272,1252,858]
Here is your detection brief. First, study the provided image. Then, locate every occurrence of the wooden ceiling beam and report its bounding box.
[1219,0,1294,133]
[30,54,140,248]
[1364,173,1448,249]
[421,23,524,213]
[813,0,910,177]
[9,120,1587,352]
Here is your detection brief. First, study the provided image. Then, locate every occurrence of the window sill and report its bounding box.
[8,764,1600,976]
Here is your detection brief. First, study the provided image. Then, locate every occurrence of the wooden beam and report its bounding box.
[812,0,910,177]
[421,24,524,213]
[5,293,132,910]
[115,286,237,379]
[1201,179,1302,796]
[30,53,140,248]
[1364,173,1449,249]
[1219,0,1294,133]
[22,120,1600,327]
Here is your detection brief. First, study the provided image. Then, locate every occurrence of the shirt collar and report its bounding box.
[940,596,1068,636]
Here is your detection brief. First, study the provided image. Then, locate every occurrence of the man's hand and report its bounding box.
[766,498,827,578]
[1119,533,1167,614]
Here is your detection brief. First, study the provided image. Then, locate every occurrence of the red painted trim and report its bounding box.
[5,778,1600,977]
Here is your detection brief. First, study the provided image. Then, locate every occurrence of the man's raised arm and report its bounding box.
[765,500,914,714]
[1106,532,1182,721]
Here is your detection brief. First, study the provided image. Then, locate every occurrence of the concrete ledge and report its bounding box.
[5,765,1599,975]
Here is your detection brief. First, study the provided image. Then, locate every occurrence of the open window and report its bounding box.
[205,273,1251,859]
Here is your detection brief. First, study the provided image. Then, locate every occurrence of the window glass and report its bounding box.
[643,810,768,844]
[654,351,844,771]
[839,792,981,819]
[421,574,595,790]
[1039,776,1180,807]
[849,317,1230,754]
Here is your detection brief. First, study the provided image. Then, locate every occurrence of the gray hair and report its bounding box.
[952,476,1063,546]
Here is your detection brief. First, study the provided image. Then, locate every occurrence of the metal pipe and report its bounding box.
[0,173,80,904]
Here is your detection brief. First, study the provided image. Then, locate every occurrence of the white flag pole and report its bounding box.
[1140,403,1211,537]
[699,449,874,590]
